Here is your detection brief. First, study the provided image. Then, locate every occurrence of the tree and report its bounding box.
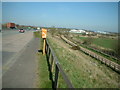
[2,23,7,29]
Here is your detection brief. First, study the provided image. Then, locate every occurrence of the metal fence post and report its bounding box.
[47,47,49,55]
[50,55,54,71]
[54,65,59,88]
[48,49,51,62]
[45,42,48,53]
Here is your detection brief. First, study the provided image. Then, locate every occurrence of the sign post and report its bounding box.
[42,28,47,55]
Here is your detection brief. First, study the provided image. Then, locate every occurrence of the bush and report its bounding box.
[82,37,93,45]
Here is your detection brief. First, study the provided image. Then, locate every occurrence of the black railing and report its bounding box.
[45,39,74,89]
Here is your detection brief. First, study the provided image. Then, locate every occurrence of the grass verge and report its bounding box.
[34,31,52,88]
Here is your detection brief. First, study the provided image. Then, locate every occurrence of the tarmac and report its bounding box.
[2,37,40,88]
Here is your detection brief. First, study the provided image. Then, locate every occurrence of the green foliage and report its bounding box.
[34,31,41,38]
[82,37,93,45]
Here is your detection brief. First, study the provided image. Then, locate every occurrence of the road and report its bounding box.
[2,30,33,72]
[2,30,19,37]
[1,29,40,88]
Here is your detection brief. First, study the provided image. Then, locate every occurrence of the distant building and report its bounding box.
[37,27,40,30]
[95,31,110,34]
[69,29,86,33]
[85,31,95,35]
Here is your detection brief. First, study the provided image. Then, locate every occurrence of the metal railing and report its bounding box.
[45,39,74,89]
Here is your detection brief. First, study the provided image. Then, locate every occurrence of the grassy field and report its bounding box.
[70,35,119,64]
[80,44,120,65]
[34,31,52,88]
[47,33,119,88]
[76,36,118,50]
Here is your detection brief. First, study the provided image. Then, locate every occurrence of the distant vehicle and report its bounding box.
[19,29,25,33]
[35,30,38,31]
[33,29,38,32]
[7,23,16,29]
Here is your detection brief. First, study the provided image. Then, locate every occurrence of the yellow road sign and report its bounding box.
[42,28,47,38]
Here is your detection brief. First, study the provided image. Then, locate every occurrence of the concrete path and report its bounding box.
[2,37,40,88]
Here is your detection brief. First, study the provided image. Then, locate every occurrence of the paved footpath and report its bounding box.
[2,37,40,88]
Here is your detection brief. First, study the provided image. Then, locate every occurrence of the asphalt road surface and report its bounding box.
[1,30,40,88]
[2,30,33,71]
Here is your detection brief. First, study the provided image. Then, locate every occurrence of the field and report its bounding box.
[33,31,119,88]
[47,33,119,88]
[76,36,118,50]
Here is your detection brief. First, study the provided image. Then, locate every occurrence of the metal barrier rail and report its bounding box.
[61,35,120,73]
[45,39,74,89]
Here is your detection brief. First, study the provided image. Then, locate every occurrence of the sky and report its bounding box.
[2,0,120,2]
[2,2,118,32]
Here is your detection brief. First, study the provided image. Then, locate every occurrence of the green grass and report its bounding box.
[48,43,95,88]
[76,36,120,64]
[80,44,120,65]
[34,31,52,88]
[47,34,119,88]
[78,36,118,50]
[57,73,68,88]
[37,51,52,88]
[74,35,119,64]
[46,39,68,88]
[34,31,41,38]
